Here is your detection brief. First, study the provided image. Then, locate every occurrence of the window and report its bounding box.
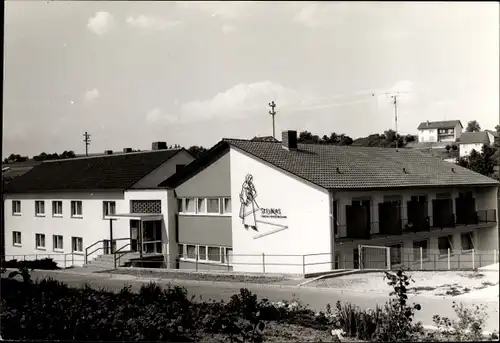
[199,246,207,260]
[72,237,83,252]
[413,240,428,260]
[388,243,402,265]
[197,198,206,213]
[71,201,83,217]
[461,232,474,251]
[12,231,21,245]
[438,235,453,255]
[186,244,196,259]
[53,235,63,250]
[207,198,220,214]
[103,201,116,217]
[35,233,46,249]
[185,198,195,213]
[207,246,221,262]
[35,201,45,216]
[223,198,232,214]
[177,198,183,213]
[52,201,63,216]
[12,201,21,215]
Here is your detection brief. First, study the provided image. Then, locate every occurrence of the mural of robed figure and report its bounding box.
[239,174,260,231]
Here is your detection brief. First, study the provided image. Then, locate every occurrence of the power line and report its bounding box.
[268,101,277,140]
[83,131,91,157]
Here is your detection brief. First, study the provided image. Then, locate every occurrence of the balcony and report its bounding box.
[432,199,455,228]
[455,197,477,225]
[378,202,402,235]
[404,201,430,233]
[344,204,371,239]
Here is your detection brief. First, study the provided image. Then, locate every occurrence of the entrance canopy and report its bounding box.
[105,213,163,222]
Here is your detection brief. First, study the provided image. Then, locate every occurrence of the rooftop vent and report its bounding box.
[123,148,133,153]
[452,167,456,173]
[403,168,408,174]
[282,130,297,151]
[152,141,168,150]
[336,167,341,174]
[104,150,113,155]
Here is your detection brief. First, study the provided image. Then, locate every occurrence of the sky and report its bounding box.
[3,1,499,157]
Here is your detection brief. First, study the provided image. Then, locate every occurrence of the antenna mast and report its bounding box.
[83,131,91,157]
[268,101,277,140]
[372,91,409,149]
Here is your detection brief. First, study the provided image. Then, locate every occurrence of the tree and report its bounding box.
[445,145,451,152]
[466,120,481,132]
[451,144,458,151]
[187,146,207,158]
[457,144,495,177]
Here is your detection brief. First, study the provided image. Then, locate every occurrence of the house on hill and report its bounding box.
[161,130,499,274]
[459,131,496,158]
[417,120,463,143]
[3,142,194,267]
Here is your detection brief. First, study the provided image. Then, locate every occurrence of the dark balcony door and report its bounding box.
[378,202,402,235]
[346,204,370,239]
[333,200,338,236]
[406,201,429,232]
[455,197,477,225]
[432,199,454,228]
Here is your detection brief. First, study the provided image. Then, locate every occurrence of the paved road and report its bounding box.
[3,269,499,333]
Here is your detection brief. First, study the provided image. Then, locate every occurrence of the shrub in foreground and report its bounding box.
[2,258,59,270]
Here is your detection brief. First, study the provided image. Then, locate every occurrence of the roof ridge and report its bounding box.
[41,149,182,163]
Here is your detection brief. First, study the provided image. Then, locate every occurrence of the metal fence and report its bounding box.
[355,247,499,271]
[2,253,85,269]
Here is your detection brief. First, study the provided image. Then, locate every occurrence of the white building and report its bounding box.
[417,120,463,143]
[459,131,496,158]
[4,133,499,275]
[161,130,499,275]
[3,143,194,267]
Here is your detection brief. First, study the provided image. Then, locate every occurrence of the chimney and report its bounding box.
[104,150,113,155]
[152,141,168,150]
[282,130,298,150]
[426,120,430,126]
[123,148,133,153]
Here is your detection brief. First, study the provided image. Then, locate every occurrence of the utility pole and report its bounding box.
[372,91,409,150]
[83,131,91,157]
[268,101,277,140]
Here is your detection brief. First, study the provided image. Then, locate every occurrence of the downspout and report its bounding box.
[329,191,335,270]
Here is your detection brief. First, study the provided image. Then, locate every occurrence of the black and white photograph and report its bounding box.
[1,1,499,341]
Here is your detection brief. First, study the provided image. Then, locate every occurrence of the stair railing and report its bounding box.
[84,237,131,264]
[114,243,132,268]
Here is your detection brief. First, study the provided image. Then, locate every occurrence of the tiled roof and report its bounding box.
[4,149,186,193]
[459,132,491,145]
[417,120,462,130]
[223,139,498,190]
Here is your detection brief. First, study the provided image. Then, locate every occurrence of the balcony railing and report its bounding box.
[477,209,497,223]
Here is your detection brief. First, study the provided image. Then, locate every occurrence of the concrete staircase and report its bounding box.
[83,252,141,270]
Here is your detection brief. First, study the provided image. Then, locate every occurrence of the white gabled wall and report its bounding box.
[460,143,486,158]
[229,147,332,274]
[3,192,126,267]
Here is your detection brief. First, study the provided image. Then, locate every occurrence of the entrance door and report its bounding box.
[103,240,117,255]
[142,221,162,254]
[353,248,359,269]
[130,220,140,251]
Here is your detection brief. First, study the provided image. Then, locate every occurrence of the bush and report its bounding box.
[430,301,494,341]
[2,258,59,270]
[326,268,423,341]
